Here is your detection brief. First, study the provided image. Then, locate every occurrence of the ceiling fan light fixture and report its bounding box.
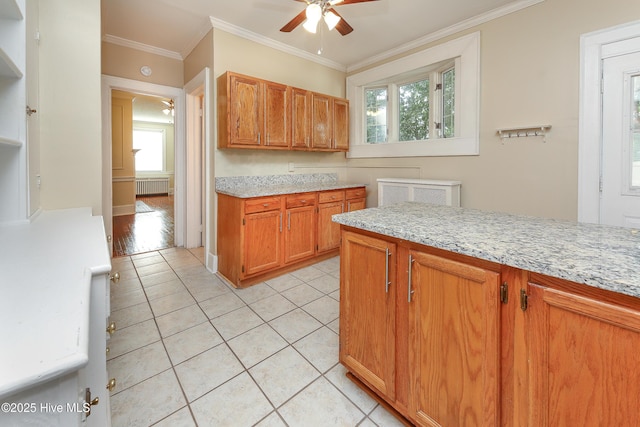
[324,10,341,31]
[303,18,319,33]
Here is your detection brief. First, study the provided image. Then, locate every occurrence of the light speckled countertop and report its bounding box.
[216,173,365,198]
[332,202,640,298]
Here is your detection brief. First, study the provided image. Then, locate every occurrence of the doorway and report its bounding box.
[101,76,186,257]
[579,20,640,227]
[112,92,177,257]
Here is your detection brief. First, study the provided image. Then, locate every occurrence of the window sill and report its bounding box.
[347,137,479,158]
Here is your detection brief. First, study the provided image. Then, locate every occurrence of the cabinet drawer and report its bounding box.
[286,193,316,209]
[318,190,345,204]
[245,197,281,214]
[346,187,366,200]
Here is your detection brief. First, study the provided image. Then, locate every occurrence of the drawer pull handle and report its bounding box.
[263,203,269,207]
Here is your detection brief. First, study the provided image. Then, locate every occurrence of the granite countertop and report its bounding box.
[332,202,640,299]
[216,173,366,198]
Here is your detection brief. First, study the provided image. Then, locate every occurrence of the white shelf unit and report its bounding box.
[0,0,27,223]
[378,178,462,207]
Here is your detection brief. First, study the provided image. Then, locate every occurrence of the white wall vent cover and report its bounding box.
[377,178,461,207]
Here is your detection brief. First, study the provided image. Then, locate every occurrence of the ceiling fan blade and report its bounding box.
[280,8,307,32]
[328,8,353,35]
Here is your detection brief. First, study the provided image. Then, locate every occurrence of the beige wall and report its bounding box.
[39,0,102,213]
[102,42,184,88]
[346,0,640,221]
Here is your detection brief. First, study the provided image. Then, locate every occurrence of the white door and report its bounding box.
[601,48,640,228]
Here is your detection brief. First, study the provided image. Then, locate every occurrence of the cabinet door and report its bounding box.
[408,251,500,427]
[230,74,262,146]
[317,201,343,252]
[340,231,396,400]
[291,87,311,149]
[243,210,282,276]
[526,283,640,427]
[264,82,289,148]
[347,198,366,212]
[311,93,332,149]
[284,205,316,264]
[333,98,349,151]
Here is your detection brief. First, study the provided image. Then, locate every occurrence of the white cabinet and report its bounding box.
[377,178,461,207]
[0,0,38,223]
[0,209,112,426]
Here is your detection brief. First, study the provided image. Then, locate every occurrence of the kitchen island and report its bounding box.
[333,202,640,427]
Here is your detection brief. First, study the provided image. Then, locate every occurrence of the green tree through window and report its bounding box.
[399,79,429,141]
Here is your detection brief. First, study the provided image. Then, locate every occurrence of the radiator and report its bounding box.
[136,178,169,196]
[377,178,462,207]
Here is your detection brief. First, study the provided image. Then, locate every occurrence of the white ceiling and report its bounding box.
[101,0,534,71]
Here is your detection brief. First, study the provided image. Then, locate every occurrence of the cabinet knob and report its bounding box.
[106,322,116,335]
[106,378,117,392]
[26,106,37,116]
[110,272,120,283]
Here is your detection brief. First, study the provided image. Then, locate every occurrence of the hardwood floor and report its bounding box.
[113,195,174,257]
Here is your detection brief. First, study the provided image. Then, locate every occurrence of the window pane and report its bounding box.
[366,88,387,143]
[632,74,640,187]
[133,130,164,172]
[442,67,455,138]
[399,79,429,141]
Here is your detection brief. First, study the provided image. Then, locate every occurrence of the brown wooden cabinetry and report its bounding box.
[218,72,289,149]
[243,197,283,276]
[284,193,316,264]
[311,93,350,152]
[218,186,365,287]
[291,87,311,149]
[317,188,366,254]
[340,225,640,426]
[525,282,640,427]
[340,231,396,400]
[317,190,345,253]
[408,250,500,426]
[218,71,349,152]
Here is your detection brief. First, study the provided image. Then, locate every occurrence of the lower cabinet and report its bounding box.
[525,282,640,427]
[284,193,316,264]
[407,250,501,426]
[244,208,282,276]
[218,187,365,287]
[340,231,397,400]
[340,226,640,426]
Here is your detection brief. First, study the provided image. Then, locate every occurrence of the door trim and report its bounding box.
[101,75,185,250]
[184,68,213,270]
[579,19,640,224]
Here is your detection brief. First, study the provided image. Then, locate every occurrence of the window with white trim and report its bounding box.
[347,32,480,158]
[133,129,165,172]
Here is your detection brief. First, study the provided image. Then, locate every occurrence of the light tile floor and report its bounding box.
[108,247,405,427]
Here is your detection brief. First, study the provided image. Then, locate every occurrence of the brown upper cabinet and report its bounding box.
[218,71,349,152]
[218,72,289,149]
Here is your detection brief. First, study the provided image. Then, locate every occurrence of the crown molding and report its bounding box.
[346,0,545,72]
[181,19,214,59]
[209,16,347,72]
[102,34,184,60]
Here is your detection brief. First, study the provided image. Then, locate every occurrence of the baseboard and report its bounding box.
[207,253,218,273]
[113,204,135,216]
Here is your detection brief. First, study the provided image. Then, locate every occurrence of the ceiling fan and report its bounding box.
[280,0,378,36]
